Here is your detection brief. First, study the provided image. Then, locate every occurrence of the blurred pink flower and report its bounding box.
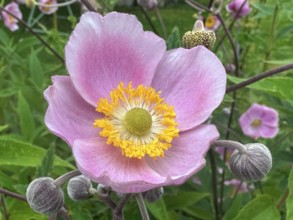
[137,0,157,10]
[239,103,279,139]
[38,0,58,14]
[44,12,226,193]
[226,0,251,18]
[1,2,22,32]
[205,15,220,31]
[215,146,234,160]
[224,179,249,193]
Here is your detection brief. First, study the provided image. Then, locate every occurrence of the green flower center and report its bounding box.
[124,108,152,136]
[251,119,262,127]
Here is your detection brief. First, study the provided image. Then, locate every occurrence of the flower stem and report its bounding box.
[135,193,150,220]
[0,188,26,202]
[211,140,247,154]
[139,6,159,35]
[226,63,293,93]
[54,170,81,187]
[33,0,77,8]
[113,194,132,220]
[208,150,220,220]
[154,7,167,40]
[276,187,289,210]
[0,6,64,63]
[79,0,96,12]
[216,13,239,76]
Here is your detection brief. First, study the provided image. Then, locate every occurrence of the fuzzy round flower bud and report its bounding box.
[182,20,216,50]
[142,187,164,203]
[26,177,64,215]
[67,175,92,201]
[229,143,272,182]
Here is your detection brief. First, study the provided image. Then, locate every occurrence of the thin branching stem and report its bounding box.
[0,6,64,63]
[276,187,289,210]
[226,63,293,93]
[216,14,239,76]
[139,6,159,35]
[154,7,167,39]
[79,0,97,12]
[0,188,27,202]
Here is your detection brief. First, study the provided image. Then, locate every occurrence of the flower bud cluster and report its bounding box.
[182,20,216,50]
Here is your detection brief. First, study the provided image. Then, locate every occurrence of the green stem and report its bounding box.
[276,187,289,209]
[263,3,278,71]
[135,193,150,220]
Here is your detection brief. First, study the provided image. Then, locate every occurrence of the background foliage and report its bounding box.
[0,0,293,219]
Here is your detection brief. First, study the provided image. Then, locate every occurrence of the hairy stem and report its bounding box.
[211,140,247,154]
[54,170,81,187]
[135,193,150,220]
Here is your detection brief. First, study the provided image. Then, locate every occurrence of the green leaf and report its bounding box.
[0,29,9,45]
[0,137,74,169]
[8,200,46,220]
[286,169,293,219]
[17,91,35,141]
[0,87,16,98]
[36,144,55,177]
[227,75,293,106]
[167,26,181,50]
[146,198,169,220]
[233,195,280,220]
[164,192,209,210]
[29,49,44,89]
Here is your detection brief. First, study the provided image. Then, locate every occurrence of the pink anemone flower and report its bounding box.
[224,179,250,193]
[1,2,22,32]
[239,103,279,139]
[205,15,220,31]
[44,12,226,193]
[226,0,251,18]
[38,0,58,14]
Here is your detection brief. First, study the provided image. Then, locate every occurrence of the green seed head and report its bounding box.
[124,108,152,136]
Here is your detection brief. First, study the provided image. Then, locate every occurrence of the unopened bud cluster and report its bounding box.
[182,20,216,50]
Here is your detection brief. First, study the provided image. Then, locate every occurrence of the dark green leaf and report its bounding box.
[164,192,209,209]
[35,144,55,177]
[146,198,169,220]
[29,50,44,89]
[233,195,280,220]
[167,26,181,50]
[17,91,35,141]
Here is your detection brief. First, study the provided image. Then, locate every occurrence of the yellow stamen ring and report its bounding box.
[251,119,262,127]
[94,82,179,159]
[205,16,216,28]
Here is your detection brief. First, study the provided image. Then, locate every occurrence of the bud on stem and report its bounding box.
[212,140,272,182]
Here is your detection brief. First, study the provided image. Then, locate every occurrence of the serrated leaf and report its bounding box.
[146,198,169,220]
[233,195,280,220]
[286,169,293,219]
[35,144,55,177]
[164,192,209,209]
[167,26,181,50]
[0,137,74,169]
[29,50,44,88]
[17,91,35,141]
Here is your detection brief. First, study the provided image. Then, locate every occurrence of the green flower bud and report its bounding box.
[67,175,92,201]
[182,20,216,50]
[142,187,164,203]
[26,177,64,215]
[229,143,272,182]
[97,184,111,196]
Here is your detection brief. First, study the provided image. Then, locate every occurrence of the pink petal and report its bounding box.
[151,46,226,131]
[259,125,278,138]
[65,12,166,106]
[72,137,166,193]
[44,76,100,146]
[261,106,279,126]
[146,124,219,185]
